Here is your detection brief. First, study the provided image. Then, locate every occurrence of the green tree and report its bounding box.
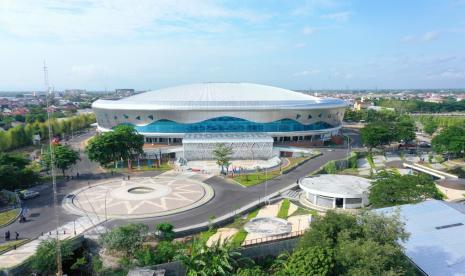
[0,153,39,191]
[394,117,416,142]
[99,223,148,257]
[423,120,438,135]
[86,125,144,169]
[30,239,74,275]
[176,238,240,276]
[295,211,412,275]
[360,123,392,151]
[212,143,233,174]
[236,266,267,276]
[432,125,465,158]
[369,170,444,208]
[42,144,80,176]
[276,246,334,276]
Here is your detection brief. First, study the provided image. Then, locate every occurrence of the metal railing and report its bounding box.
[241,230,305,247]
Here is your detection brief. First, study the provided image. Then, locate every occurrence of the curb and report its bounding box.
[0,208,23,229]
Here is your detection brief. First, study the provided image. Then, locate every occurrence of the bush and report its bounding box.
[31,239,73,275]
[99,223,148,257]
[276,246,334,276]
[155,222,175,241]
[324,161,337,174]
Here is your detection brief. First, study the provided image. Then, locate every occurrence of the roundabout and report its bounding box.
[66,176,214,219]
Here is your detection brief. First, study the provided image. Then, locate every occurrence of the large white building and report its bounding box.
[92,83,347,160]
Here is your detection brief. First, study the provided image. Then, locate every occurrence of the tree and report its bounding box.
[394,117,416,142]
[432,125,465,159]
[42,144,80,176]
[0,153,39,191]
[176,238,240,276]
[99,223,148,257]
[86,125,144,169]
[360,123,392,151]
[423,120,438,135]
[31,238,74,275]
[295,211,413,275]
[155,222,175,241]
[276,246,334,276]
[369,170,444,208]
[212,143,233,174]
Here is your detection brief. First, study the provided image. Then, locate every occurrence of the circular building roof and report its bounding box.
[299,174,371,198]
[93,83,347,111]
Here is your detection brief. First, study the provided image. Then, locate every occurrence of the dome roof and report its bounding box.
[93,82,347,111]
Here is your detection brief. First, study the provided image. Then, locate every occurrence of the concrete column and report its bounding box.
[343,198,346,209]
[332,198,336,209]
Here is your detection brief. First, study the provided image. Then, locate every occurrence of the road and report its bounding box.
[0,130,348,241]
[106,148,348,231]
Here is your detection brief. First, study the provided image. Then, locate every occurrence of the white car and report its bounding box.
[19,190,40,200]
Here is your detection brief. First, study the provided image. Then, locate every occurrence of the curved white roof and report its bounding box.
[299,174,371,198]
[93,83,347,111]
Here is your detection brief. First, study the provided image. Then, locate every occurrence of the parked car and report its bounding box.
[18,190,40,200]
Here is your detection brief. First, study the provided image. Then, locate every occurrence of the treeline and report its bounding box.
[375,98,465,113]
[344,109,398,122]
[0,114,95,152]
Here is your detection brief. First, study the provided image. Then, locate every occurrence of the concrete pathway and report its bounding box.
[206,228,238,246]
[0,215,104,269]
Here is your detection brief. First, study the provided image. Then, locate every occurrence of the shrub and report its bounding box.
[155,222,175,241]
[99,223,148,257]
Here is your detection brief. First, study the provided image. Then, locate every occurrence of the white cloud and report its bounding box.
[332,71,353,79]
[436,69,465,79]
[292,0,338,16]
[302,26,317,35]
[421,31,440,41]
[0,0,266,40]
[321,11,351,22]
[294,69,320,76]
[402,31,440,43]
[295,42,307,48]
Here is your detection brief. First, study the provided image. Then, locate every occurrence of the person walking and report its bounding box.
[15,232,19,240]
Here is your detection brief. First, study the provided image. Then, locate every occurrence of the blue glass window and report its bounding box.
[124,116,335,133]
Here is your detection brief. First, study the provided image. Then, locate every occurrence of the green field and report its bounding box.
[0,208,20,227]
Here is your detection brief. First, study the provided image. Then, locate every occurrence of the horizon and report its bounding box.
[1,0,465,91]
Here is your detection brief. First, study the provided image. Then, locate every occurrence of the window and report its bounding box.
[318,113,322,118]
[296,114,301,119]
[308,114,312,119]
[123,114,129,119]
[148,115,154,120]
[136,116,141,120]
[114,115,118,120]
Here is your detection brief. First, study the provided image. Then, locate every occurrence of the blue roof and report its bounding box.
[377,200,465,276]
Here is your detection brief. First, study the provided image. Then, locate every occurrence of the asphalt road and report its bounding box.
[107,148,348,231]
[1,131,348,241]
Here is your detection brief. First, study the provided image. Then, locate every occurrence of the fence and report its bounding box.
[241,230,305,247]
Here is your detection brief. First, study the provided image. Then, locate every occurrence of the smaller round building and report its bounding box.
[299,175,371,209]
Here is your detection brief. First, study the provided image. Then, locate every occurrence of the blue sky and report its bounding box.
[0,0,464,91]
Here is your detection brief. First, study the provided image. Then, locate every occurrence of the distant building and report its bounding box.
[115,89,135,97]
[353,97,373,111]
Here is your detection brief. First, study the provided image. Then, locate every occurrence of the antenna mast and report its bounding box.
[44,61,63,276]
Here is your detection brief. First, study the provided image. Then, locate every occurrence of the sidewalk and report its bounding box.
[0,215,105,269]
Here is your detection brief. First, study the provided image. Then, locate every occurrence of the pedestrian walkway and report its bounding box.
[0,215,104,269]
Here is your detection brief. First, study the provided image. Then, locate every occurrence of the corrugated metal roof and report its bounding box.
[92,83,347,111]
[377,200,465,276]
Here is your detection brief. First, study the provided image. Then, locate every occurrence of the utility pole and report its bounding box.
[44,61,63,276]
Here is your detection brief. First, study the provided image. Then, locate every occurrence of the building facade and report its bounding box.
[92,83,347,160]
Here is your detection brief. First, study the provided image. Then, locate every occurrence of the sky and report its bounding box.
[0,0,465,91]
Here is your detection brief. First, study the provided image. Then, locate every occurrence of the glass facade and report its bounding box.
[125,116,336,133]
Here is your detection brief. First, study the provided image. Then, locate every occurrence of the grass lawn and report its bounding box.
[289,207,317,217]
[0,208,20,227]
[277,199,290,219]
[232,169,281,187]
[229,209,259,247]
[0,239,28,252]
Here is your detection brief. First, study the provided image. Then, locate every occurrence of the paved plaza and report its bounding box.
[67,175,214,219]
